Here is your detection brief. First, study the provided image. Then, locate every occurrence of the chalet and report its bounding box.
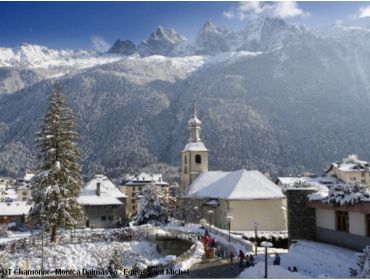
[78,174,127,228]
[0,201,31,224]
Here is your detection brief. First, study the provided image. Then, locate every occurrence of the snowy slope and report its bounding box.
[238,240,357,278]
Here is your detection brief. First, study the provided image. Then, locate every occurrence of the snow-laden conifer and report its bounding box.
[29,82,82,242]
[133,183,168,226]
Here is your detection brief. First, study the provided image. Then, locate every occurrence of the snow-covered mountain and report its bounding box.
[2,17,370,178]
[137,26,186,56]
[108,39,137,56]
[0,43,123,69]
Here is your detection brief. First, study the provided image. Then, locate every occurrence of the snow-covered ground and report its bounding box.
[8,240,166,271]
[238,240,357,279]
[0,231,34,244]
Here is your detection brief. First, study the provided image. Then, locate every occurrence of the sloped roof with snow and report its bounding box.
[124,172,168,186]
[277,175,339,192]
[0,201,31,216]
[326,154,370,173]
[78,174,126,206]
[188,169,285,200]
[182,142,208,152]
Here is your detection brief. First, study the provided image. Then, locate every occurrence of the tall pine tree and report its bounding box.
[29,82,82,242]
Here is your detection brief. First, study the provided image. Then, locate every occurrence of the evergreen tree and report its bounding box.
[133,183,169,226]
[29,82,82,242]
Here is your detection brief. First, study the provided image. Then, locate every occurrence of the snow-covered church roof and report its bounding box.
[182,142,208,152]
[188,169,285,200]
[78,174,126,206]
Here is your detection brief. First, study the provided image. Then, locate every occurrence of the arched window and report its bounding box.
[195,154,201,164]
[184,155,187,164]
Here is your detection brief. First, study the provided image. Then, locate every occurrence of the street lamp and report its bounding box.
[253,222,259,256]
[207,210,214,227]
[261,241,273,279]
[193,206,199,223]
[226,214,234,242]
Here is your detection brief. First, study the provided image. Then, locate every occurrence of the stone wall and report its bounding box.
[286,189,316,241]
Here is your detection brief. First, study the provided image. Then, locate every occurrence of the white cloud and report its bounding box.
[273,2,309,18]
[358,5,370,18]
[222,1,310,20]
[222,10,235,19]
[90,36,110,53]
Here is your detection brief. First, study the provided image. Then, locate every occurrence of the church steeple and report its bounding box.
[181,97,209,190]
[188,97,202,143]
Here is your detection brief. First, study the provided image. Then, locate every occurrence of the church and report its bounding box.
[181,103,287,232]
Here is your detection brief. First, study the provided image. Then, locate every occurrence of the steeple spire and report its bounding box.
[192,95,197,118]
[188,96,202,143]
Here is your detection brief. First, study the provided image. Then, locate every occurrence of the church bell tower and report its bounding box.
[181,99,208,190]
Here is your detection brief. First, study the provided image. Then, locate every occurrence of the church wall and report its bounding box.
[229,199,287,231]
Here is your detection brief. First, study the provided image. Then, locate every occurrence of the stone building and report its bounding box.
[181,101,287,232]
[78,174,126,228]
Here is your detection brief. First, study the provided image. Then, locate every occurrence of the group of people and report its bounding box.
[236,250,255,268]
[201,228,225,259]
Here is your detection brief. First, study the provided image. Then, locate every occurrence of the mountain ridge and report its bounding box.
[1,17,370,180]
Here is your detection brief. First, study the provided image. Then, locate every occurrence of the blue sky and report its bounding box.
[0,1,370,51]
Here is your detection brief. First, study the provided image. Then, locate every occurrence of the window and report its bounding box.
[336,211,349,232]
[184,155,187,164]
[101,216,107,221]
[22,191,27,195]
[131,199,136,204]
[362,172,365,177]
[195,154,201,164]
[108,216,113,221]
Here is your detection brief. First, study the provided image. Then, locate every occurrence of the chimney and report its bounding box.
[96,182,101,196]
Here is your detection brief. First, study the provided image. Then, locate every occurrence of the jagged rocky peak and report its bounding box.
[108,39,137,55]
[195,20,231,55]
[153,25,185,44]
[201,20,223,34]
[138,26,186,56]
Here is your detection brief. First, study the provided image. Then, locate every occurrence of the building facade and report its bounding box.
[325,154,370,187]
[78,174,126,228]
[309,200,370,251]
[120,172,169,219]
